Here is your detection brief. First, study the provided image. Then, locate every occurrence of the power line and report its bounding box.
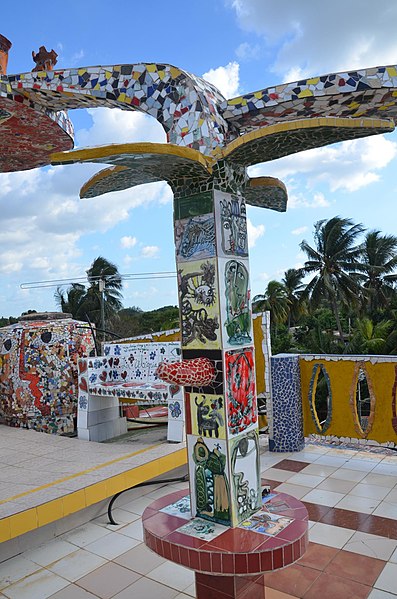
[20,271,177,290]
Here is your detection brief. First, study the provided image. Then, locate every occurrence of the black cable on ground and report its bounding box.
[107,472,189,525]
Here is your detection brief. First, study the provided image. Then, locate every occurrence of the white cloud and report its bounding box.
[291,226,308,236]
[247,218,265,248]
[0,106,172,315]
[121,236,137,249]
[76,107,166,148]
[202,62,240,99]
[288,191,330,210]
[229,0,397,81]
[249,134,397,195]
[235,42,260,61]
[141,245,160,259]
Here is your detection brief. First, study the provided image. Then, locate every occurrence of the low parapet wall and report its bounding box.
[270,354,397,452]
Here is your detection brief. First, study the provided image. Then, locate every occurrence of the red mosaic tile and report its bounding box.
[222,552,235,574]
[179,547,190,568]
[141,507,157,521]
[196,581,234,599]
[189,549,200,570]
[206,527,264,553]
[234,553,248,574]
[211,552,223,573]
[283,543,293,566]
[166,530,205,550]
[246,551,260,574]
[199,550,211,572]
[278,519,308,543]
[143,512,184,538]
[239,576,266,599]
[170,543,180,563]
[260,549,273,572]
[162,540,172,560]
[272,547,284,570]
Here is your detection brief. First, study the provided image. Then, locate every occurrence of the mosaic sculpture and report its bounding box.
[0,313,95,433]
[1,39,397,526]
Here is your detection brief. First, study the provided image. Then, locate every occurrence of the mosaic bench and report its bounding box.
[77,341,184,442]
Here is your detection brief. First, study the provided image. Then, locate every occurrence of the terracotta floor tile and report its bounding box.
[297,542,339,571]
[272,460,310,472]
[265,589,299,599]
[325,549,386,586]
[303,571,371,599]
[302,502,331,522]
[320,507,370,530]
[264,563,320,597]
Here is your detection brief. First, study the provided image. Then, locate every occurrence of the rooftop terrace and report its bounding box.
[0,426,396,598]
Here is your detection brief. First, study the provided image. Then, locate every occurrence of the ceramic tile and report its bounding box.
[329,468,368,482]
[273,482,313,499]
[47,549,107,582]
[374,562,397,594]
[303,489,346,508]
[1,569,69,599]
[344,531,397,560]
[325,549,386,586]
[303,571,372,599]
[336,494,380,514]
[287,473,325,487]
[47,584,99,598]
[114,542,166,575]
[368,589,397,599]
[61,524,111,548]
[372,502,397,519]
[118,520,144,541]
[0,555,41,591]
[74,562,141,598]
[262,468,294,482]
[24,539,77,567]
[263,563,320,596]
[84,532,139,559]
[302,464,338,477]
[350,484,391,501]
[309,522,355,548]
[316,478,357,494]
[360,473,396,488]
[111,576,179,599]
[147,561,195,592]
[297,542,339,571]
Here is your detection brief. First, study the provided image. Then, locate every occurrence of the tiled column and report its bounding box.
[196,572,266,599]
[269,354,304,452]
[173,167,262,527]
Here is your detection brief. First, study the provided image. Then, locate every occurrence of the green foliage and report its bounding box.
[109,305,179,338]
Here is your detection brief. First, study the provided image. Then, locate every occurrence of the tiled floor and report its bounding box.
[0,440,396,598]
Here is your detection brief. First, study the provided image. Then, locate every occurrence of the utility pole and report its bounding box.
[98,278,105,341]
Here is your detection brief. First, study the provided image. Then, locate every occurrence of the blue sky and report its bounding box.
[1,0,397,317]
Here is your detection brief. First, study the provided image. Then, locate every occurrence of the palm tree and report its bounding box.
[300,216,365,343]
[55,283,87,320]
[346,317,393,354]
[359,231,397,315]
[282,268,306,328]
[253,280,290,326]
[54,257,123,333]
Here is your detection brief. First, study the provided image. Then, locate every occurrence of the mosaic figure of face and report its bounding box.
[224,260,251,345]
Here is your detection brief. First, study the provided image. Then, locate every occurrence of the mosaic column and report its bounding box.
[171,163,262,528]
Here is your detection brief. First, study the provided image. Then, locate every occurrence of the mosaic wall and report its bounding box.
[300,354,397,445]
[269,354,304,452]
[0,316,94,434]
